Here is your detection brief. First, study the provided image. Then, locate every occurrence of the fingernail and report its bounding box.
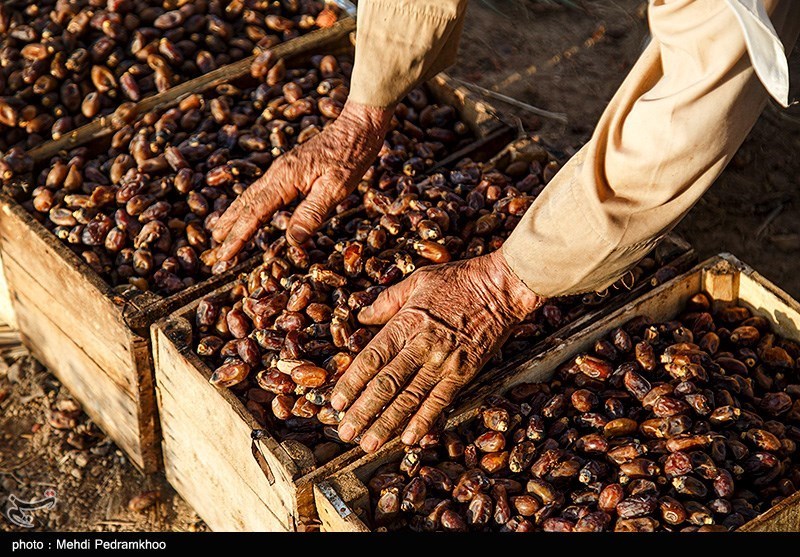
[361,434,379,453]
[287,224,309,246]
[401,430,416,445]
[331,394,346,411]
[338,422,355,441]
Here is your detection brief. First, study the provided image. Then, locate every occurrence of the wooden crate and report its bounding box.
[0,8,516,475]
[0,193,263,472]
[152,230,693,531]
[0,17,355,474]
[315,254,800,532]
[154,313,350,531]
[23,17,358,166]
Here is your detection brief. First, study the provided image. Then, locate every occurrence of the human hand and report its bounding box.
[212,100,393,260]
[330,249,544,453]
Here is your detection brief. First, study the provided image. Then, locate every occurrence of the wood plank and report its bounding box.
[315,480,370,532]
[0,253,16,327]
[12,287,145,470]
[428,73,505,138]
[153,320,302,530]
[3,252,137,392]
[159,401,289,531]
[153,304,372,529]
[136,256,261,330]
[0,198,139,376]
[737,269,800,341]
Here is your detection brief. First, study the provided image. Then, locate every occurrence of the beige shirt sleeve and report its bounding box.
[502,0,800,298]
[349,0,468,108]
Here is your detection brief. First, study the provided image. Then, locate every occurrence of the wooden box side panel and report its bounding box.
[0,199,140,378]
[315,480,371,532]
[2,254,139,391]
[12,286,148,470]
[153,321,302,530]
[158,402,288,531]
[737,271,800,341]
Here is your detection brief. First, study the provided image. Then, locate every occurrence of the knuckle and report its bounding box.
[367,420,391,440]
[344,405,369,427]
[428,350,448,367]
[357,348,383,372]
[394,390,422,412]
[428,389,454,409]
[332,378,356,400]
[370,372,402,400]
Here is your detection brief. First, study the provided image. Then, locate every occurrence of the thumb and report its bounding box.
[286,180,342,246]
[358,273,420,325]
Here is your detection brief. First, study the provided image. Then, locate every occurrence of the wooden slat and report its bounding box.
[153,319,302,530]
[0,198,139,376]
[3,252,135,392]
[316,254,800,532]
[740,490,800,532]
[315,479,371,533]
[153,296,377,530]
[737,270,800,341]
[159,401,289,532]
[428,73,505,139]
[12,287,145,469]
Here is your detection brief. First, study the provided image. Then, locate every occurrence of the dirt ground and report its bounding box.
[0,328,207,533]
[2,0,799,532]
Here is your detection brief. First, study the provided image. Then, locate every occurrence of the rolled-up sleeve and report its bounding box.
[349,0,468,108]
[502,0,800,298]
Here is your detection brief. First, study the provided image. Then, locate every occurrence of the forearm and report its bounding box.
[349,0,468,108]
[503,0,800,297]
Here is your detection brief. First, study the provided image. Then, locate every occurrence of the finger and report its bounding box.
[330,321,404,412]
[358,273,420,325]
[337,347,422,445]
[286,178,343,246]
[216,179,292,261]
[211,195,242,244]
[212,182,267,244]
[359,365,439,453]
[401,378,463,446]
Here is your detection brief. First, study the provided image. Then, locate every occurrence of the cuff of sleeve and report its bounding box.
[500,150,665,298]
[349,0,467,108]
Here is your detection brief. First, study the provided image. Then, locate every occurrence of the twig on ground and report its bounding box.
[756,202,785,239]
[451,78,569,124]
[96,520,135,527]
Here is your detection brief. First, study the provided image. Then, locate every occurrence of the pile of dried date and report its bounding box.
[192,155,686,466]
[8,53,477,294]
[364,294,800,531]
[0,0,341,157]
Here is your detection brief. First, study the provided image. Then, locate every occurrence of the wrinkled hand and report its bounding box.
[331,249,544,453]
[212,101,393,260]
